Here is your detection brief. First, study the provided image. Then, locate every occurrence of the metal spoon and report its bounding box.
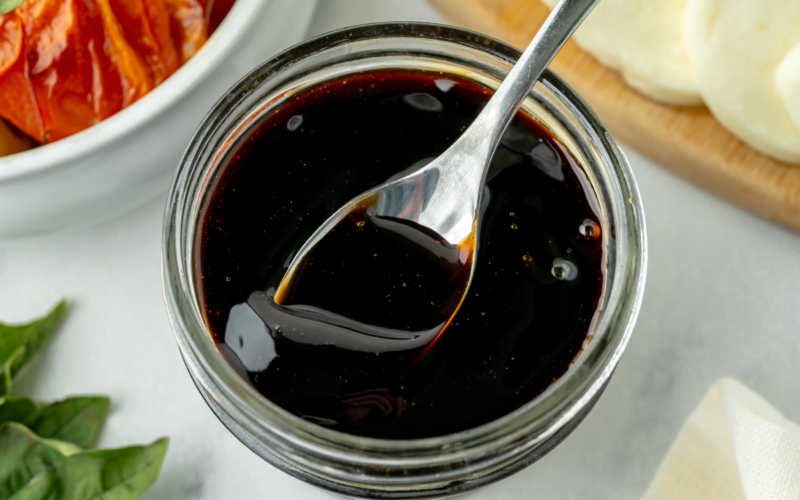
[275,0,600,306]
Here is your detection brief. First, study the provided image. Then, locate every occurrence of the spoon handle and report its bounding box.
[470,0,600,151]
[410,0,600,245]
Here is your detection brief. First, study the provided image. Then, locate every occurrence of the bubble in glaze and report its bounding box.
[579,219,600,239]
[551,258,578,281]
[402,93,444,112]
[287,115,304,131]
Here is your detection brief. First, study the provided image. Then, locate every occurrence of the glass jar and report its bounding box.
[163,23,647,498]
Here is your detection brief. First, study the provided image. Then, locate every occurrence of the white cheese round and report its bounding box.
[541,0,702,105]
[684,0,800,164]
[776,42,800,138]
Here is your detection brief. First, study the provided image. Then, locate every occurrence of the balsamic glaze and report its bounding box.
[197,69,604,439]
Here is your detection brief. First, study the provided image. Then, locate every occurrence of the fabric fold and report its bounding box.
[643,378,800,500]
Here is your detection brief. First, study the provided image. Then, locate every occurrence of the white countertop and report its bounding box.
[2,1,799,499]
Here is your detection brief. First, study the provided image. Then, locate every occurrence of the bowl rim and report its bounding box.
[0,0,270,182]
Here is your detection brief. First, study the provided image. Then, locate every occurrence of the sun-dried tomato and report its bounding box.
[163,0,207,63]
[0,14,21,78]
[0,0,233,144]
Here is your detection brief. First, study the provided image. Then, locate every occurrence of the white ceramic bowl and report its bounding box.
[0,0,317,239]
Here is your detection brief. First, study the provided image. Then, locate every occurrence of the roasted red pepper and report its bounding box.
[0,0,233,144]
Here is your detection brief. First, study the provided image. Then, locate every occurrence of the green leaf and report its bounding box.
[0,300,67,400]
[0,423,169,500]
[69,438,170,499]
[0,397,39,424]
[7,467,57,500]
[0,397,110,448]
[0,327,27,398]
[0,423,67,499]
[0,0,22,16]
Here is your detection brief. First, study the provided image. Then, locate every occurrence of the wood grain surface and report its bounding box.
[430,0,800,232]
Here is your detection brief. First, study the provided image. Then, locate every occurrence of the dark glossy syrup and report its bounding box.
[274,204,473,336]
[197,69,604,439]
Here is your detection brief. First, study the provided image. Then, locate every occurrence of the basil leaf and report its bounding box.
[0,327,27,398]
[23,396,110,448]
[0,0,22,15]
[0,396,39,424]
[0,397,109,448]
[0,422,169,500]
[0,300,67,400]
[0,423,68,499]
[69,438,170,499]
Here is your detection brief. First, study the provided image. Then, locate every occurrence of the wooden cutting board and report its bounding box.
[430,0,800,233]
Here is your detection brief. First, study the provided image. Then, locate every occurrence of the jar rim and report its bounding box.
[163,21,646,473]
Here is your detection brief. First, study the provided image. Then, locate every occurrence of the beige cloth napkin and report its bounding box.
[642,378,800,500]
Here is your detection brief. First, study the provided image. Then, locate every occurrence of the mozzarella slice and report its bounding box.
[685,0,800,164]
[776,42,800,137]
[541,0,701,105]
